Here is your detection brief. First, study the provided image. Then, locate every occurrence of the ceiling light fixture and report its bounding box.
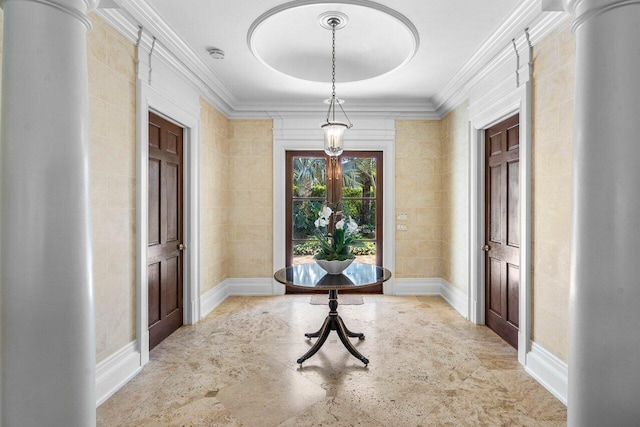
[321,15,352,157]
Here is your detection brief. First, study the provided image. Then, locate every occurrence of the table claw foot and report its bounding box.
[304,329,322,339]
[296,317,331,365]
[336,316,370,366]
[345,330,365,340]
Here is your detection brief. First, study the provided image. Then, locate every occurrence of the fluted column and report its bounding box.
[564,0,640,425]
[0,0,99,425]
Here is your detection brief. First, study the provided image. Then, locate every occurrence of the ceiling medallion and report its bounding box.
[247,0,419,83]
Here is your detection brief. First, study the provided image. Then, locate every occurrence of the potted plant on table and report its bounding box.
[313,204,360,274]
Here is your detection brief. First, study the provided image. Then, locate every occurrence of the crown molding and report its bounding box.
[96,0,568,120]
[434,1,569,117]
[96,0,237,116]
[227,98,438,119]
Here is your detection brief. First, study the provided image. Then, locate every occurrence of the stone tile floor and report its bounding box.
[97,295,567,426]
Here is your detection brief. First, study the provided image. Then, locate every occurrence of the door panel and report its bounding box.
[148,111,184,350]
[507,161,520,247]
[507,265,520,327]
[489,166,502,242]
[166,163,179,241]
[148,159,161,245]
[148,263,161,326]
[485,114,520,349]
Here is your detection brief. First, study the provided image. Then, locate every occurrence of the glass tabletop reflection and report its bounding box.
[274,262,391,290]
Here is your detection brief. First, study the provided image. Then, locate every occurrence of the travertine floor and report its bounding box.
[97,295,567,426]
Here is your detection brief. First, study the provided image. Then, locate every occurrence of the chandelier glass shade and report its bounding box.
[321,16,352,157]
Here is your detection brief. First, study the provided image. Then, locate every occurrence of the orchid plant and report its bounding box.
[313,204,360,261]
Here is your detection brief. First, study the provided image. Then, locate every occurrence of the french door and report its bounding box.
[285,151,383,270]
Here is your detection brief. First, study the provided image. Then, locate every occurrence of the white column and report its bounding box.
[0,0,99,425]
[564,0,640,425]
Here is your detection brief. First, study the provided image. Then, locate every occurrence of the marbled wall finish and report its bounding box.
[531,23,575,362]
[228,120,273,278]
[200,99,231,294]
[441,102,470,295]
[394,120,443,278]
[87,14,137,363]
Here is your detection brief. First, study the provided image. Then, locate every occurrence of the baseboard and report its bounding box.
[200,278,278,319]
[439,279,469,319]
[392,278,441,295]
[200,281,230,319]
[96,341,142,407]
[225,278,277,296]
[525,342,568,405]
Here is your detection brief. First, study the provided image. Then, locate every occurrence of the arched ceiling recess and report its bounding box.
[247,0,420,83]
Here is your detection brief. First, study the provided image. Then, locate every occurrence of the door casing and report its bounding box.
[136,82,201,366]
[469,84,532,366]
[273,117,396,294]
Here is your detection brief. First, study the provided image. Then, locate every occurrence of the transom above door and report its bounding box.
[285,151,383,268]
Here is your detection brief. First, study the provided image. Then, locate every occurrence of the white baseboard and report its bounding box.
[391,278,469,319]
[225,277,277,295]
[96,341,142,406]
[525,342,568,405]
[392,278,441,295]
[200,281,230,319]
[200,278,279,319]
[440,280,469,319]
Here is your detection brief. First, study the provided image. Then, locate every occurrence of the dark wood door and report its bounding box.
[148,111,184,350]
[485,114,520,349]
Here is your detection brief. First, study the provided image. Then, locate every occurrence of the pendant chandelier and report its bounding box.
[321,16,352,157]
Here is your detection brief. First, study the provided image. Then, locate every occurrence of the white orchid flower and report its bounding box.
[320,206,333,219]
[335,219,345,230]
[315,217,328,228]
[346,217,358,234]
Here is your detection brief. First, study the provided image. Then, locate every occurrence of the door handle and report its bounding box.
[482,245,490,252]
[178,243,186,251]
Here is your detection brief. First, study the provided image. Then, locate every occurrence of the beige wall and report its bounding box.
[87,14,137,363]
[200,99,231,293]
[441,102,470,294]
[531,24,575,362]
[228,120,273,277]
[394,120,443,278]
[199,111,274,286]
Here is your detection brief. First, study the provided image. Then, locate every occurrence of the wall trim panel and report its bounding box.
[525,342,568,405]
[96,342,142,407]
[392,278,441,296]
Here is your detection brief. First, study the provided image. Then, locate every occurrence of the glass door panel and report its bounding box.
[339,154,381,265]
[287,153,327,265]
[286,151,382,267]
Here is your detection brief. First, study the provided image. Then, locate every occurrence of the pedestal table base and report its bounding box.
[297,289,369,367]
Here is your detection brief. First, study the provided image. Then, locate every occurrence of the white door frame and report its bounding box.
[469,83,532,365]
[136,81,201,365]
[272,115,396,294]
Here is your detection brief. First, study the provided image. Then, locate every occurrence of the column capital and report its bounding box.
[564,0,640,30]
[1,0,100,29]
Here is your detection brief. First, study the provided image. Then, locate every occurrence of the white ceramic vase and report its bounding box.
[314,257,354,275]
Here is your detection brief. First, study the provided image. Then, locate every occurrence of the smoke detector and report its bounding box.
[208,48,225,60]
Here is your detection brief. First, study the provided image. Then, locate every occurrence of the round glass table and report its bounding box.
[274,262,392,367]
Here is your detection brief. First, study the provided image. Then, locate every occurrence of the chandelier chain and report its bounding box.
[331,20,336,99]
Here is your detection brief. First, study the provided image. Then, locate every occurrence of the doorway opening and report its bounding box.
[285,150,383,293]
